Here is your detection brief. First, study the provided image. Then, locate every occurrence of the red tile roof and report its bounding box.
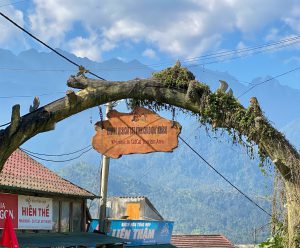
[171,235,235,248]
[0,149,96,199]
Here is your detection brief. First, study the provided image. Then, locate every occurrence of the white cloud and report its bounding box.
[29,0,76,46]
[0,6,26,49]
[25,0,300,60]
[227,0,287,32]
[68,36,101,61]
[67,32,115,61]
[283,5,300,33]
[142,49,156,58]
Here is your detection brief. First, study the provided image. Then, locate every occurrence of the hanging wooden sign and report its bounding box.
[92,107,181,158]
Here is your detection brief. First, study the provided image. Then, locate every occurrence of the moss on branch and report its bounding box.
[128,62,290,170]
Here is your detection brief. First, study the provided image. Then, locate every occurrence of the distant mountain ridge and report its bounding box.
[1,47,299,129]
[1,48,299,244]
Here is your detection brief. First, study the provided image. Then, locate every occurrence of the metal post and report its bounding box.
[99,102,112,233]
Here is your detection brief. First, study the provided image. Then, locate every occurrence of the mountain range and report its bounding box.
[0,48,299,244]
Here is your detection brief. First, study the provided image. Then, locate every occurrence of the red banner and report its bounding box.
[0,194,18,228]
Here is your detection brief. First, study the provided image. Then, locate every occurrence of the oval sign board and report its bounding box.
[92,107,181,158]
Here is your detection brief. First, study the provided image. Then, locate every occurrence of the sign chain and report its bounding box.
[98,105,104,129]
[171,107,176,128]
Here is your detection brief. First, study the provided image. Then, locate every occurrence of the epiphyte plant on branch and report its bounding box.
[0,62,299,247]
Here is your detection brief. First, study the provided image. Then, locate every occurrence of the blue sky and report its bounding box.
[0,0,299,89]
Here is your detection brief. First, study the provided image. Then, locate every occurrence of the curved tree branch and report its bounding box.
[0,76,195,169]
[0,74,299,174]
[1,66,299,247]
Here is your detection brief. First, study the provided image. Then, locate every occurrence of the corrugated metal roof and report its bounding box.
[17,232,126,247]
[0,149,96,199]
[128,244,177,248]
[110,196,147,199]
[108,196,164,220]
[171,235,235,248]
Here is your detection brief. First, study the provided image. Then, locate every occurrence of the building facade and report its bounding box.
[0,149,96,233]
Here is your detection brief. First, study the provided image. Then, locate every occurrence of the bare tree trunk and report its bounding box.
[285,181,300,247]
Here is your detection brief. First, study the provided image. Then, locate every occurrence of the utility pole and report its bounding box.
[99,102,112,233]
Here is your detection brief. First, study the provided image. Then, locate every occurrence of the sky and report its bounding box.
[0,0,299,89]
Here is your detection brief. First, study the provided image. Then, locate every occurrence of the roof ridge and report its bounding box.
[172,234,225,236]
[0,149,96,199]
[109,196,146,199]
[19,149,95,195]
[171,234,235,248]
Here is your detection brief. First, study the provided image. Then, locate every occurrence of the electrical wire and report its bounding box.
[1,42,297,100]
[99,35,300,70]
[0,64,298,129]
[187,39,300,69]
[0,91,65,99]
[0,67,75,72]
[0,43,296,100]
[21,144,92,157]
[178,135,272,217]
[182,36,300,64]
[0,92,65,127]
[0,11,108,161]
[19,147,93,162]
[1,64,298,132]
[81,35,299,71]
[0,11,105,80]
[237,66,300,98]
[0,9,287,227]
[0,11,298,165]
[0,35,296,102]
[0,121,10,127]
[0,35,298,73]
[0,94,67,128]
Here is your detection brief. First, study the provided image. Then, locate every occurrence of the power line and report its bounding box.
[0,11,105,80]
[21,144,92,157]
[178,135,272,217]
[197,66,252,85]
[0,35,298,73]
[0,10,107,135]
[0,67,75,72]
[183,36,300,64]
[0,41,296,101]
[0,91,65,99]
[0,92,65,127]
[96,35,299,71]
[0,121,10,127]
[237,66,300,98]
[187,38,300,69]
[0,11,103,162]
[20,147,93,162]
[0,11,297,166]
[121,35,300,70]
[1,46,297,101]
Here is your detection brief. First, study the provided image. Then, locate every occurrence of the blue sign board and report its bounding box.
[88,219,174,246]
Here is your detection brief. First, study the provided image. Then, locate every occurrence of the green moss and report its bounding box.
[126,99,174,112]
[152,63,195,89]
[127,63,285,170]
